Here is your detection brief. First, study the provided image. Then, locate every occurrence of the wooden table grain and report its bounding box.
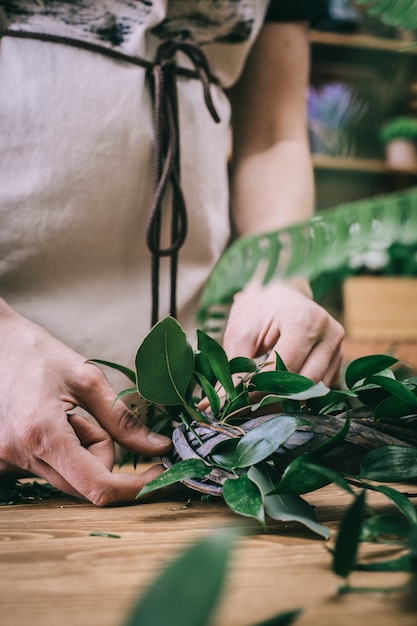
[0,465,415,626]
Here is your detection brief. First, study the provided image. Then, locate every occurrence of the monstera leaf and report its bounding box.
[197,187,417,330]
[355,0,417,29]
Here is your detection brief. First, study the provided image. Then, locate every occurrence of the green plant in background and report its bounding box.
[379,117,417,145]
[196,186,417,333]
[308,82,366,156]
[354,0,417,30]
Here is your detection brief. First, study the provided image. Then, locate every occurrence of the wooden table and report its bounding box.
[0,466,416,626]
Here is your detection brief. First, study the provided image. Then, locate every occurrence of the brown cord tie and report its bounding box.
[145,40,220,325]
[0,29,221,327]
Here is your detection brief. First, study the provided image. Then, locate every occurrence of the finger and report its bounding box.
[30,418,166,505]
[298,343,343,386]
[67,413,114,470]
[44,443,165,505]
[73,365,172,457]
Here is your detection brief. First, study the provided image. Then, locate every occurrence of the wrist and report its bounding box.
[283,276,313,299]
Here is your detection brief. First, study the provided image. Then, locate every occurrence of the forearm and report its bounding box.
[230,137,314,237]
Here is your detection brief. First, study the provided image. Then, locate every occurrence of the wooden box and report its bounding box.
[343,276,417,340]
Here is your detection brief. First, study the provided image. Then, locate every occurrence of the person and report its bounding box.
[0,0,344,506]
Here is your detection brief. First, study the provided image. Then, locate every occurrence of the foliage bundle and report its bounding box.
[93,316,417,547]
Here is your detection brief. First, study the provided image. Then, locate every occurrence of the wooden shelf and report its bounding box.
[310,30,417,55]
[313,154,417,176]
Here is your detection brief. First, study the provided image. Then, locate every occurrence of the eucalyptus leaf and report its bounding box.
[251,381,330,412]
[356,481,417,526]
[136,459,211,498]
[309,414,350,457]
[248,465,330,539]
[223,474,266,527]
[269,455,333,495]
[197,329,234,399]
[222,385,251,418]
[235,416,309,468]
[194,371,221,416]
[360,515,411,542]
[194,350,217,387]
[374,394,417,420]
[210,438,239,469]
[359,446,417,482]
[274,352,288,371]
[306,389,355,414]
[333,490,367,579]
[88,359,137,384]
[135,316,195,405]
[115,387,139,402]
[229,356,258,375]
[273,455,331,495]
[250,371,315,395]
[345,355,399,390]
[123,527,240,626]
[366,375,417,406]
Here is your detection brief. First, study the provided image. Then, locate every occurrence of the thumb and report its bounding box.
[74,366,172,457]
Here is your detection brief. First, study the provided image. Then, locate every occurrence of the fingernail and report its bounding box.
[146,430,171,447]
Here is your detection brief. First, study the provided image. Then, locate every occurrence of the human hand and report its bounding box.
[222,281,345,387]
[0,301,172,505]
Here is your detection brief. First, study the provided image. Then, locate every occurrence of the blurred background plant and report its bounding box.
[308,82,367,156]
[379,116,417,169]
[380,116,417,145]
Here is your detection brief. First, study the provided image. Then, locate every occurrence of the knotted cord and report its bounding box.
[0,29,221,327]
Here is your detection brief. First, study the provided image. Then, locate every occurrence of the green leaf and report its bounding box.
[306,389,354,414]
[292,462,355,495]
[235,416,308,468]
[356,481,417,526]
[194,350,217,387]
[194,371,221,416]
[269,455,332,495]
[88,359,137,384]
[250,371,315,395]
[345,355,398,390]
[366,375,417,406]
[309,414,350,457]
[333,490,367,579]
[223,384,251,417]
[135,316,195,406]
[229,356,258,375]
[374,394,417,420]
[197,330,235,399]
[359,446,417,482]
[136,459,211,498]
[248,465,330,539]
[360,514,411,542]
[123,527,239,626]
[210,438,239,469]
[274,352,288,371]
[223,474,266,527]
[115,387,138,402]
[251,382,330,412]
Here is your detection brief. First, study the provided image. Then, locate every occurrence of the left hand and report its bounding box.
[222,280,345,387]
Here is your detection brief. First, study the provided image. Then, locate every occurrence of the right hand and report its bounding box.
[0,300,172,505]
